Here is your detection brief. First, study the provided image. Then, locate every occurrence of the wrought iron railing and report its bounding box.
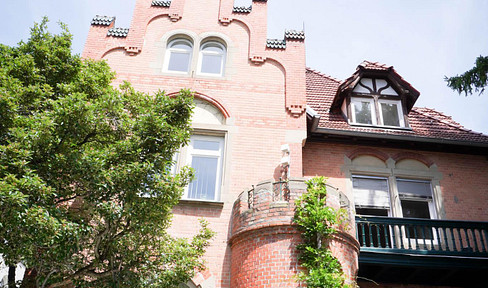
[247,185,254,209]
[356,216,488,257]
[272,178,289,202]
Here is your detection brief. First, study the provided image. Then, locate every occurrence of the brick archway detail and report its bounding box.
[347,148,389,163]
[392,152,434,167]
[167,91,231,119]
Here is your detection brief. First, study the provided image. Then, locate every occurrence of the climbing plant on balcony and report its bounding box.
[294,177,352,288]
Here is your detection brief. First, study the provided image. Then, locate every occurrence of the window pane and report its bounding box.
[201,54,223,74]
[353,101,373,124]
[381,102,400,126]
[397,180,432,198]
[401,200,430,219]
[172,41,192,50]
[194,139,220,151]
[168,52,190,72]
[356,208,388,216]
[202,43,224,53]
[188,156,218,200]
[353,177,390,208]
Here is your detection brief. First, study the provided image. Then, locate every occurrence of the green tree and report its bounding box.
[0,18,214,288]
[445,56,488,96]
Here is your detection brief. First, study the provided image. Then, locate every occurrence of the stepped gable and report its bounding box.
[91,15,115,26]
[306,67,488,144]
[266,39,286,49]
[107,27,129,37]
[233,6,252,13]
[151,0,171,7]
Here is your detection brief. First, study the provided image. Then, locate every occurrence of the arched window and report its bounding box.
[198,41,226,76]
[164,38,193,73]
[172,98,228,202]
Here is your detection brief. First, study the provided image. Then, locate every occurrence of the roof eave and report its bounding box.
[312,127,488,149]
[306,105,321,132]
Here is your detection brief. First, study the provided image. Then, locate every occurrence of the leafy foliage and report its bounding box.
[294,177,351,288]
[0,18,214,287]
[445,55,488,96]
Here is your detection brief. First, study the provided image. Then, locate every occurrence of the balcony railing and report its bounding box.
[356,216,488,257]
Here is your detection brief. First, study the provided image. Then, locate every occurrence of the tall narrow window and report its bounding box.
[198,41,226,76]
[353,175,391,248]
[165,39,193,73]
[397,179,436,239]
[185,135,224,201]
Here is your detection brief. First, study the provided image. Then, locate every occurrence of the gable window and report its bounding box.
[198,41,226,76]
[165,38,193,73]
[184,135,224,201]
[349,78,405,128]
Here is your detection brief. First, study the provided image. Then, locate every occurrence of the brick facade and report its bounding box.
[83,0,488,287]
[303,142,488,222]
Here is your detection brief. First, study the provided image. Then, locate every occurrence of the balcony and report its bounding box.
[355,216,488,287]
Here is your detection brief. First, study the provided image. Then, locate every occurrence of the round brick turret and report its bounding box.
[229,178,359,287]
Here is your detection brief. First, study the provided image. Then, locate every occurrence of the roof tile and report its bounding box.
[233,6,252,13]
[285,30,305,40]
[358,60,392,71]
[107,27,129,38]
[266,39,286,49]
[91,15,115,26]
[151,0,171,7]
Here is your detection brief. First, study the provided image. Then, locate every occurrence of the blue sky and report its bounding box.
[2,0,487,134]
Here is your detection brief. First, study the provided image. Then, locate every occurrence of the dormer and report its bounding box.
[331,61,420,129]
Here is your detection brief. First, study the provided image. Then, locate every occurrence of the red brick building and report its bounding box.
[83,0,488,287]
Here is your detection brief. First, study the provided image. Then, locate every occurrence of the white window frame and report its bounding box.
[350,97,377,125]
[349,77,408,128]
[197,41,226,77]
[163,38,193,74]
[396,178,438,246]
[378,99,405,128]
[183,135,224,201]
[352,175,392,216]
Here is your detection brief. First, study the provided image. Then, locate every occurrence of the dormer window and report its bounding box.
[349,78,406,128]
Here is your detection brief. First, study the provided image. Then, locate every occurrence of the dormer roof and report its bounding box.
[306,67,488,150]
[330,61,420,113]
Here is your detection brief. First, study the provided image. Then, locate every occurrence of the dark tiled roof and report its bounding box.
[91,15,115,26]
[233,6,252,13]
[306,68,488,144]
[266,39,286,49]
[152,0,171,7]
[107,27,129,37]
[285,30,305,40]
